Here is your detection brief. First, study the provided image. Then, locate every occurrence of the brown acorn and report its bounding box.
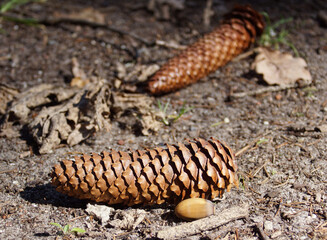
[51,137,238,206]
[147,5,264,95]
[175,198,215,221]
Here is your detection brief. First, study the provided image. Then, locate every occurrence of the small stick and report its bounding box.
[231,48,256,62]
[230,85,295,99]
[155,40,186,50]
[255,223,269,240]
[203,0,213,27]
[235,144,251,157]
[274,198,283,217]
[272,177,289,189]
[249,187,261,195]
[156,204,249,239]
[252,161,268,177]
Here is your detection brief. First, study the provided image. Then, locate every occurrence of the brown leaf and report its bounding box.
[112,92,161,135]
[2,80,112,154]
[252,48,312,86]
[0,84,19,115]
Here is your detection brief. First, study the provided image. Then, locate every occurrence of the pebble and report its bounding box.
[315,191,322,203]
[271,230,282,239]
[264,220,274,231]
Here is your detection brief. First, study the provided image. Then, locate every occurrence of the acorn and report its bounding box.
[175,198,215,221]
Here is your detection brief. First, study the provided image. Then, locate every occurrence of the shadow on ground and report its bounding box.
[20,183,87,208]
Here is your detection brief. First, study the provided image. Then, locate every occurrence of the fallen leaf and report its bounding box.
[0,83,19,114]
[1,80,159,153]
[112,92,162,135]
[110,209,146,230]
[252,47,312,87]
[2,80,112,154]
[138,64,160,82]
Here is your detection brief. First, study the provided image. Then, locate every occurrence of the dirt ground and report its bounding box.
[0,0,326,239]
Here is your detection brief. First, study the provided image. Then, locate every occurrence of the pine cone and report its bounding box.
[51,137,238,206]
[147,5,264,95]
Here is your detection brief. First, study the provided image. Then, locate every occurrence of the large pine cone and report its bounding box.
[51,138,238,206]
[147,5,264,95]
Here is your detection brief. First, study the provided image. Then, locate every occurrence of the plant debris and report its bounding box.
[85,203,114,225]
[0,83,19,115]
[112,92,161,136]
[252,47,312,87]
[54,7,106,25]
[1,80,160,154]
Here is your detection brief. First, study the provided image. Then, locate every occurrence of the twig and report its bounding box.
[230,85,296,99]
[274,198,283,217]
[231,48,256,62]
[235,144,251,157]
[203,0,213,27]
[155,39,186,50]
[254,223,269,240]
[272,176,289,189]
[249,186,261,195]
[0,168,17,174]
[156,204,249,239]
[251,161,268,178]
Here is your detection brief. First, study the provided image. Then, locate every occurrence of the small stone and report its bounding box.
[275,94,282,100]
[315,124,327,132]
[224,117,230,123]
[271,231,282,239]
[12,180,19,186]
[315,191,322,203]
[266,190,280,198]
[117,139,125,145]
[264,220,274,231]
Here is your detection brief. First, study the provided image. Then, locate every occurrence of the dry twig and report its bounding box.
[254,223,269,240]
[156,204,249,239]
[230,85,296,99]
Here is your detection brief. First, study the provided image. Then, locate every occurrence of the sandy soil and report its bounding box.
[0,0,326,239]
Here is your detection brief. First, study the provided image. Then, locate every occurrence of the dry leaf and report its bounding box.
[115,63,160,83]
[112,92,162,135]
[0,84,19,115]
[138,64,160,82]
[252,47,312,86]
[1,81,159,153]
[2,80,112,154]
[110,209,146,230]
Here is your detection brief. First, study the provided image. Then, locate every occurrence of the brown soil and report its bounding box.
[0,0,326,239]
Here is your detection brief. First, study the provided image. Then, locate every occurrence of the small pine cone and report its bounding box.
[147,5,264,95]
[51,138,238,206]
